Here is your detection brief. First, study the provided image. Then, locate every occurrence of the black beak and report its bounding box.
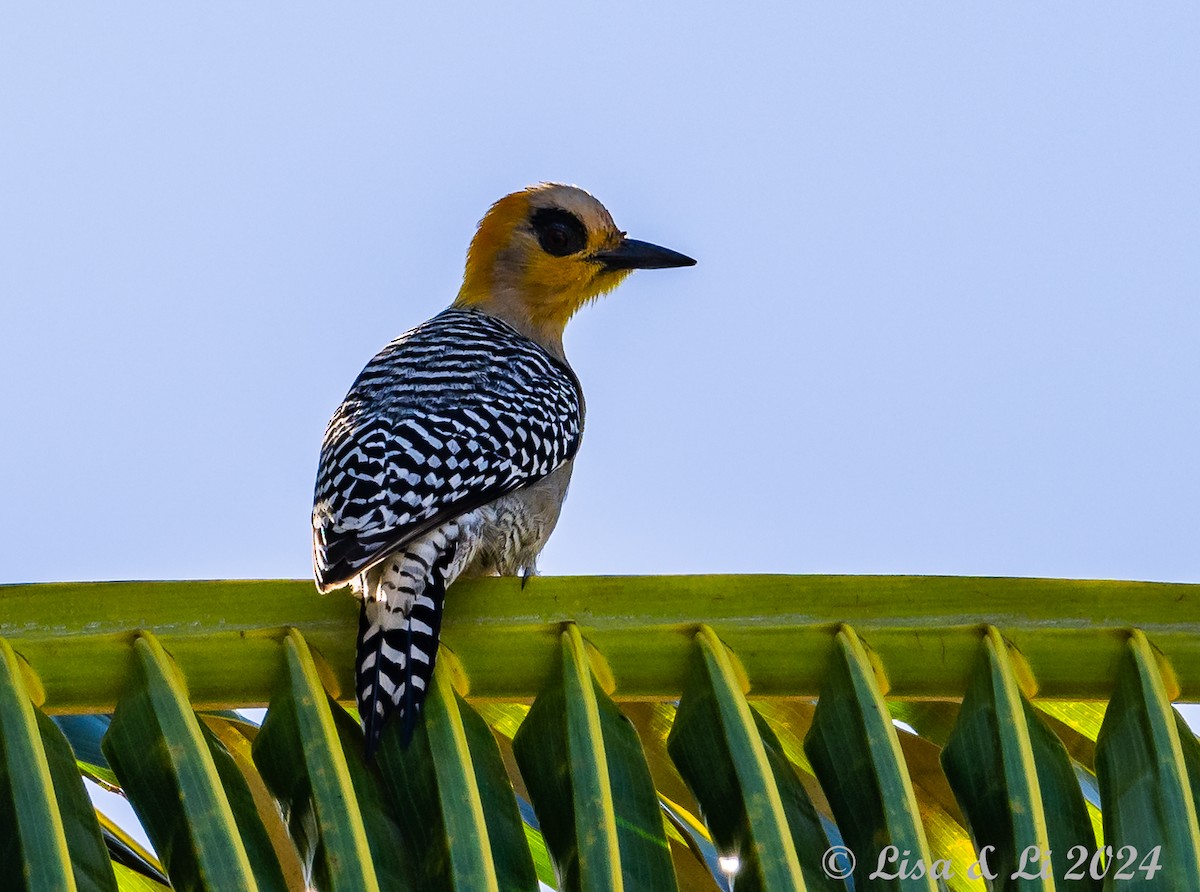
[592,238,697,272]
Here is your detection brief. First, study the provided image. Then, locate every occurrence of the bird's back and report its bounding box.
[312,308,583,590]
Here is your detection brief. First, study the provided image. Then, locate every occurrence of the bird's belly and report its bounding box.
[461,461,574,578]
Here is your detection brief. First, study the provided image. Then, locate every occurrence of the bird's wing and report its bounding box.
[312,309,582,589]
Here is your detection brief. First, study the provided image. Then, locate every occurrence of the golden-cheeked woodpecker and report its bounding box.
[312,184,695,752]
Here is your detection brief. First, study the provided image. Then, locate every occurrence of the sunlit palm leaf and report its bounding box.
[942,627,1097,889]
[101,634,273,892]
[0,639,110,891]
[0,576,1197,890]
[1095,632,1200,887]
[515,624,677,891]
[668,625,809,891]
[251,629,393,891]
[804,627,936,891]
[377,659,537,891]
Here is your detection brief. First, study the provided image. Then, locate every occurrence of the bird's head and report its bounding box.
[454,183,695,353]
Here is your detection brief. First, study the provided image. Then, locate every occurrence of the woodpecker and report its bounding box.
[312,183,695,753]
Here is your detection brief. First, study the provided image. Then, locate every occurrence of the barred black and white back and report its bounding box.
[312,308,583,752]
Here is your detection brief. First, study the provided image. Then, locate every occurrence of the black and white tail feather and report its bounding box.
[355,525,462,755]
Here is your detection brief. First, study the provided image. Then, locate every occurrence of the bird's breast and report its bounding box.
[461,461,576,578]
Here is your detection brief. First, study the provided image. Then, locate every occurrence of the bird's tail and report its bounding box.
[355,537,457,756]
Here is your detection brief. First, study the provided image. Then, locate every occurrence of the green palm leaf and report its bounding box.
[0,576,1196,890]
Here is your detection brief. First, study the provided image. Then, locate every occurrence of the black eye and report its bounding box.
[531,208,588,257]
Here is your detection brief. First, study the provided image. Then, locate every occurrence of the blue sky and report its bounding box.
[3,4,1198,587]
